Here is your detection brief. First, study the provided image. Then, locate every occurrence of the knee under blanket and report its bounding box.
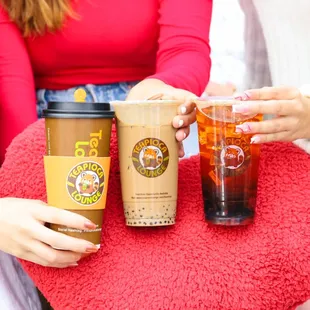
[0,120,310,310]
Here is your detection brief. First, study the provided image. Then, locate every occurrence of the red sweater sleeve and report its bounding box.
[0,7,37,165]
[148,0,212,96]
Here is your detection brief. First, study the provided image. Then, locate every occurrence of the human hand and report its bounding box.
[204,81,236,97]
[0,198,99,268]
[126,79,197,157]
[232,86,310,143]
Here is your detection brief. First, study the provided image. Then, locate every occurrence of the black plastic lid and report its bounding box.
[42,102,115,119]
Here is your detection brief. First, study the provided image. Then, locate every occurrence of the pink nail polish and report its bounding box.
[242,91,251,100]
[84,220,97,229]
[250,136,260,144]
[85,246,98,253]
[232,105,249,113]
[234,91,251,101]
[236,124,251,133]
[68,263,78,267]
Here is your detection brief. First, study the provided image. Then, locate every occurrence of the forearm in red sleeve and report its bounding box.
[0,7,37,164]
[148,0,212,96]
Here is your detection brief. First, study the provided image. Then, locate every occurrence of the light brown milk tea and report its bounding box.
[112,100,181,227]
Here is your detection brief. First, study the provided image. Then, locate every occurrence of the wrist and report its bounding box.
[142,78,167,87]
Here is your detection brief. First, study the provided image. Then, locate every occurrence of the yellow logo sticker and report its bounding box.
[132,138,169,178]
[67,161,105,206]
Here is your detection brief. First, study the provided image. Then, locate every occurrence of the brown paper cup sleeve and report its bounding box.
[44,156,111,210]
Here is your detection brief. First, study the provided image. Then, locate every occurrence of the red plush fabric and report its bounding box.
[1,120,310,310]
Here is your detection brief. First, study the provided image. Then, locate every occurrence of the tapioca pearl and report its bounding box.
[140,215,143,217]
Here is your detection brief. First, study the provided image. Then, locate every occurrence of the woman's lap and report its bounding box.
[36,82,137,118]
[0,251,41,309]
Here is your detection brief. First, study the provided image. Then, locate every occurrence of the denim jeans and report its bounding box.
[36,82,137,118]
[36,83,200,157]
[0,251,41,310]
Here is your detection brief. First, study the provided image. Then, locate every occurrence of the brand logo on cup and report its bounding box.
[220,145,245,170]
[132,138,169,178]
[66,161,105,206]
[213,136,251,176]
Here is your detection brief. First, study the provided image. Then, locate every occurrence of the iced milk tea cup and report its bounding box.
[112,100,182,227]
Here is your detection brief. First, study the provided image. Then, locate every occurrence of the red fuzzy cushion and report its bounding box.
[1,119,310,310]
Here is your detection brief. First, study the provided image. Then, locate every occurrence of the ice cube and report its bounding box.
[198,131,207,145]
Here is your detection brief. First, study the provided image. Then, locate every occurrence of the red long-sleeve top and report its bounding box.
[0,0,212,164]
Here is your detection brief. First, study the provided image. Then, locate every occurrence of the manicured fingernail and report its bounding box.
[68,263,78,267]
[232,105,249,113]
[180,106,187,114]
[243,91,251,99]
[178,119,184,127]
[235,124,251,133]
[233,93,242,100]
[85,245,98,253]
[234,91,251,101]
[180,143,184,154]
[250,136,260,144]
[84,220,96,229]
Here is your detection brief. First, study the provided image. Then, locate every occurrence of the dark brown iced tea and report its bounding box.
[196,99,262,226]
